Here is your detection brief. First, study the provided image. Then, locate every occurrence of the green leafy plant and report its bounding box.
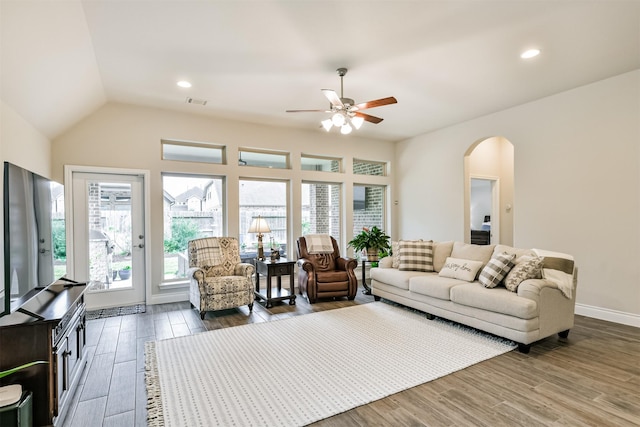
[121,265,131,270]
[347,226,391,254]
[164,218,199,253]
[0,361,48,380]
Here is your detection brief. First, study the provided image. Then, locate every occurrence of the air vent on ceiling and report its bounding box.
[185,97,207,106]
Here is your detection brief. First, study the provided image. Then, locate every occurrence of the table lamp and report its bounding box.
[248,215,271,260]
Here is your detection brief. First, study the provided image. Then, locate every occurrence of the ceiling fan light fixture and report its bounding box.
[321,119,333,131]
[332,112,346,127]
[351,115,364,130]
[340,123,352,135]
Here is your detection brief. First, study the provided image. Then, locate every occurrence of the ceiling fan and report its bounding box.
[286,68,397,134]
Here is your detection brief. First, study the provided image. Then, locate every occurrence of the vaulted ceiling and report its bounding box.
[2,1,639,142]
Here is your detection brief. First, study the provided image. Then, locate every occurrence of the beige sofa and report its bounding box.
[370,241,578,353]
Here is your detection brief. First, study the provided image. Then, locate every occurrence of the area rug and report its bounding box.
[145,302,516,427]
[86,303,146,320]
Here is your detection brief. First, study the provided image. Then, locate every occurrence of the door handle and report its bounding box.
[138,244,145,248]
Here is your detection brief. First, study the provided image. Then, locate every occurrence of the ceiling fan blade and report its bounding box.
[286,109,331,113]
[354,96,397,111]
[354,112,384,124]
[322,89,344,108]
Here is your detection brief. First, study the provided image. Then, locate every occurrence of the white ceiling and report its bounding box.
[2,1,639,142]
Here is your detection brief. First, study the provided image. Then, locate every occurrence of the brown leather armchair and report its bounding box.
[296,235,358,303]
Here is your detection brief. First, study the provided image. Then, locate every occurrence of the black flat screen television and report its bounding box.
[2,161,66,318]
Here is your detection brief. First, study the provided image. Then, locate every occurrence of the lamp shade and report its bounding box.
[248,216,271,234]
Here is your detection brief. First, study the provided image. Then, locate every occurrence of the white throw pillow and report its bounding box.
[479,252,515,288]
[438,257,484,282]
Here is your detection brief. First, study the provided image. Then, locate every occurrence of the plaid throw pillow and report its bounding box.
[479,252,516,288]
[398,240,434,272]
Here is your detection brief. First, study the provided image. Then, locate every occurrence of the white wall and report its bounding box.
[395,70,640,325]
[52,102,395,304]
[0,100,53,313]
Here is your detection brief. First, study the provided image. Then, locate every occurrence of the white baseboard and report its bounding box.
[150,290,189,306]
[575,303,640,328]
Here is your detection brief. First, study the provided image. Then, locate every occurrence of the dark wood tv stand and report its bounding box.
[0,279,88,426]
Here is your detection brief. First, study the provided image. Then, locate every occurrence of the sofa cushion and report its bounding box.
[479,252,516,288]
[451,241,495,266]
[493,245,535,263]
[433,241,454,272]
[450,283,538,319]
[409,274,464,300]
[398,240,434,272]
[504,256,543,292]
[371,267,430,290]
[438,257,484,282]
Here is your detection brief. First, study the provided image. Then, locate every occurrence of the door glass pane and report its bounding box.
[239,180,287,260]
[88,182,132,290]
[162,174,225,281]
[302,182,341,243]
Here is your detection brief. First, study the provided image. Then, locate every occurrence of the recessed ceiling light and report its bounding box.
[520,49,541,59]
[177,80,192,88]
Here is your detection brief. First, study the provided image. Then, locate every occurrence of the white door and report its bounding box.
[71,172,146,310]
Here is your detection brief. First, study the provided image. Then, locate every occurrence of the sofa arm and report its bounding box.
[378,256,393,269]
[234,262,255,279]
[297,257,315,273]
[188,267,205,285]
[517,278,560,299]
[336,257,357,272]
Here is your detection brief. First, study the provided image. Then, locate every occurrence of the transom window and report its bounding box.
[301,154,342,172]
[161,139,225,164]
[353,159,386,176]
[238,149,289,169]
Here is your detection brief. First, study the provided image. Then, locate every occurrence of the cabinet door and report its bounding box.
[55,336,67,411]
[66,324,79,384]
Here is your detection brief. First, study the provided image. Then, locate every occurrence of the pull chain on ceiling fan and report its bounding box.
[286,68,397,134]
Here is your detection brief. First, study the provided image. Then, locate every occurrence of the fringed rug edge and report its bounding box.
[145,341,165,427]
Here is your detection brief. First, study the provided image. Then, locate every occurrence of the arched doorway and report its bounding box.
[463,137,514,246]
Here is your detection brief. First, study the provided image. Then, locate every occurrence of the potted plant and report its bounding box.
[347,226,391,261]
[118,265,131,280]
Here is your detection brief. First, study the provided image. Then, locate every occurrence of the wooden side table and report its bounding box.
[254,259,297,308]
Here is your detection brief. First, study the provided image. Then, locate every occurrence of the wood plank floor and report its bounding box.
[62,285,640,427]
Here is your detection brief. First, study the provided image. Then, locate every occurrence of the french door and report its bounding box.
[70,171,146,310]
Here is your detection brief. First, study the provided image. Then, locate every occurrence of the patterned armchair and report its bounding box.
[188,237,255,319]
[296,235,358,303]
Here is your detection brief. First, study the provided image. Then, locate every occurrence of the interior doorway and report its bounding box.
[470,177,499,245]
[463,137,514,246]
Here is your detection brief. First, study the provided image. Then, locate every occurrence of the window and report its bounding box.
[353,159,386,176]
[238,149,289,169]
[239,179,288,259]
[301,154,341,172]
[352,184,386,241]
[302,182,341,243]
[162,174,225,281]
[161,139,225,164]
